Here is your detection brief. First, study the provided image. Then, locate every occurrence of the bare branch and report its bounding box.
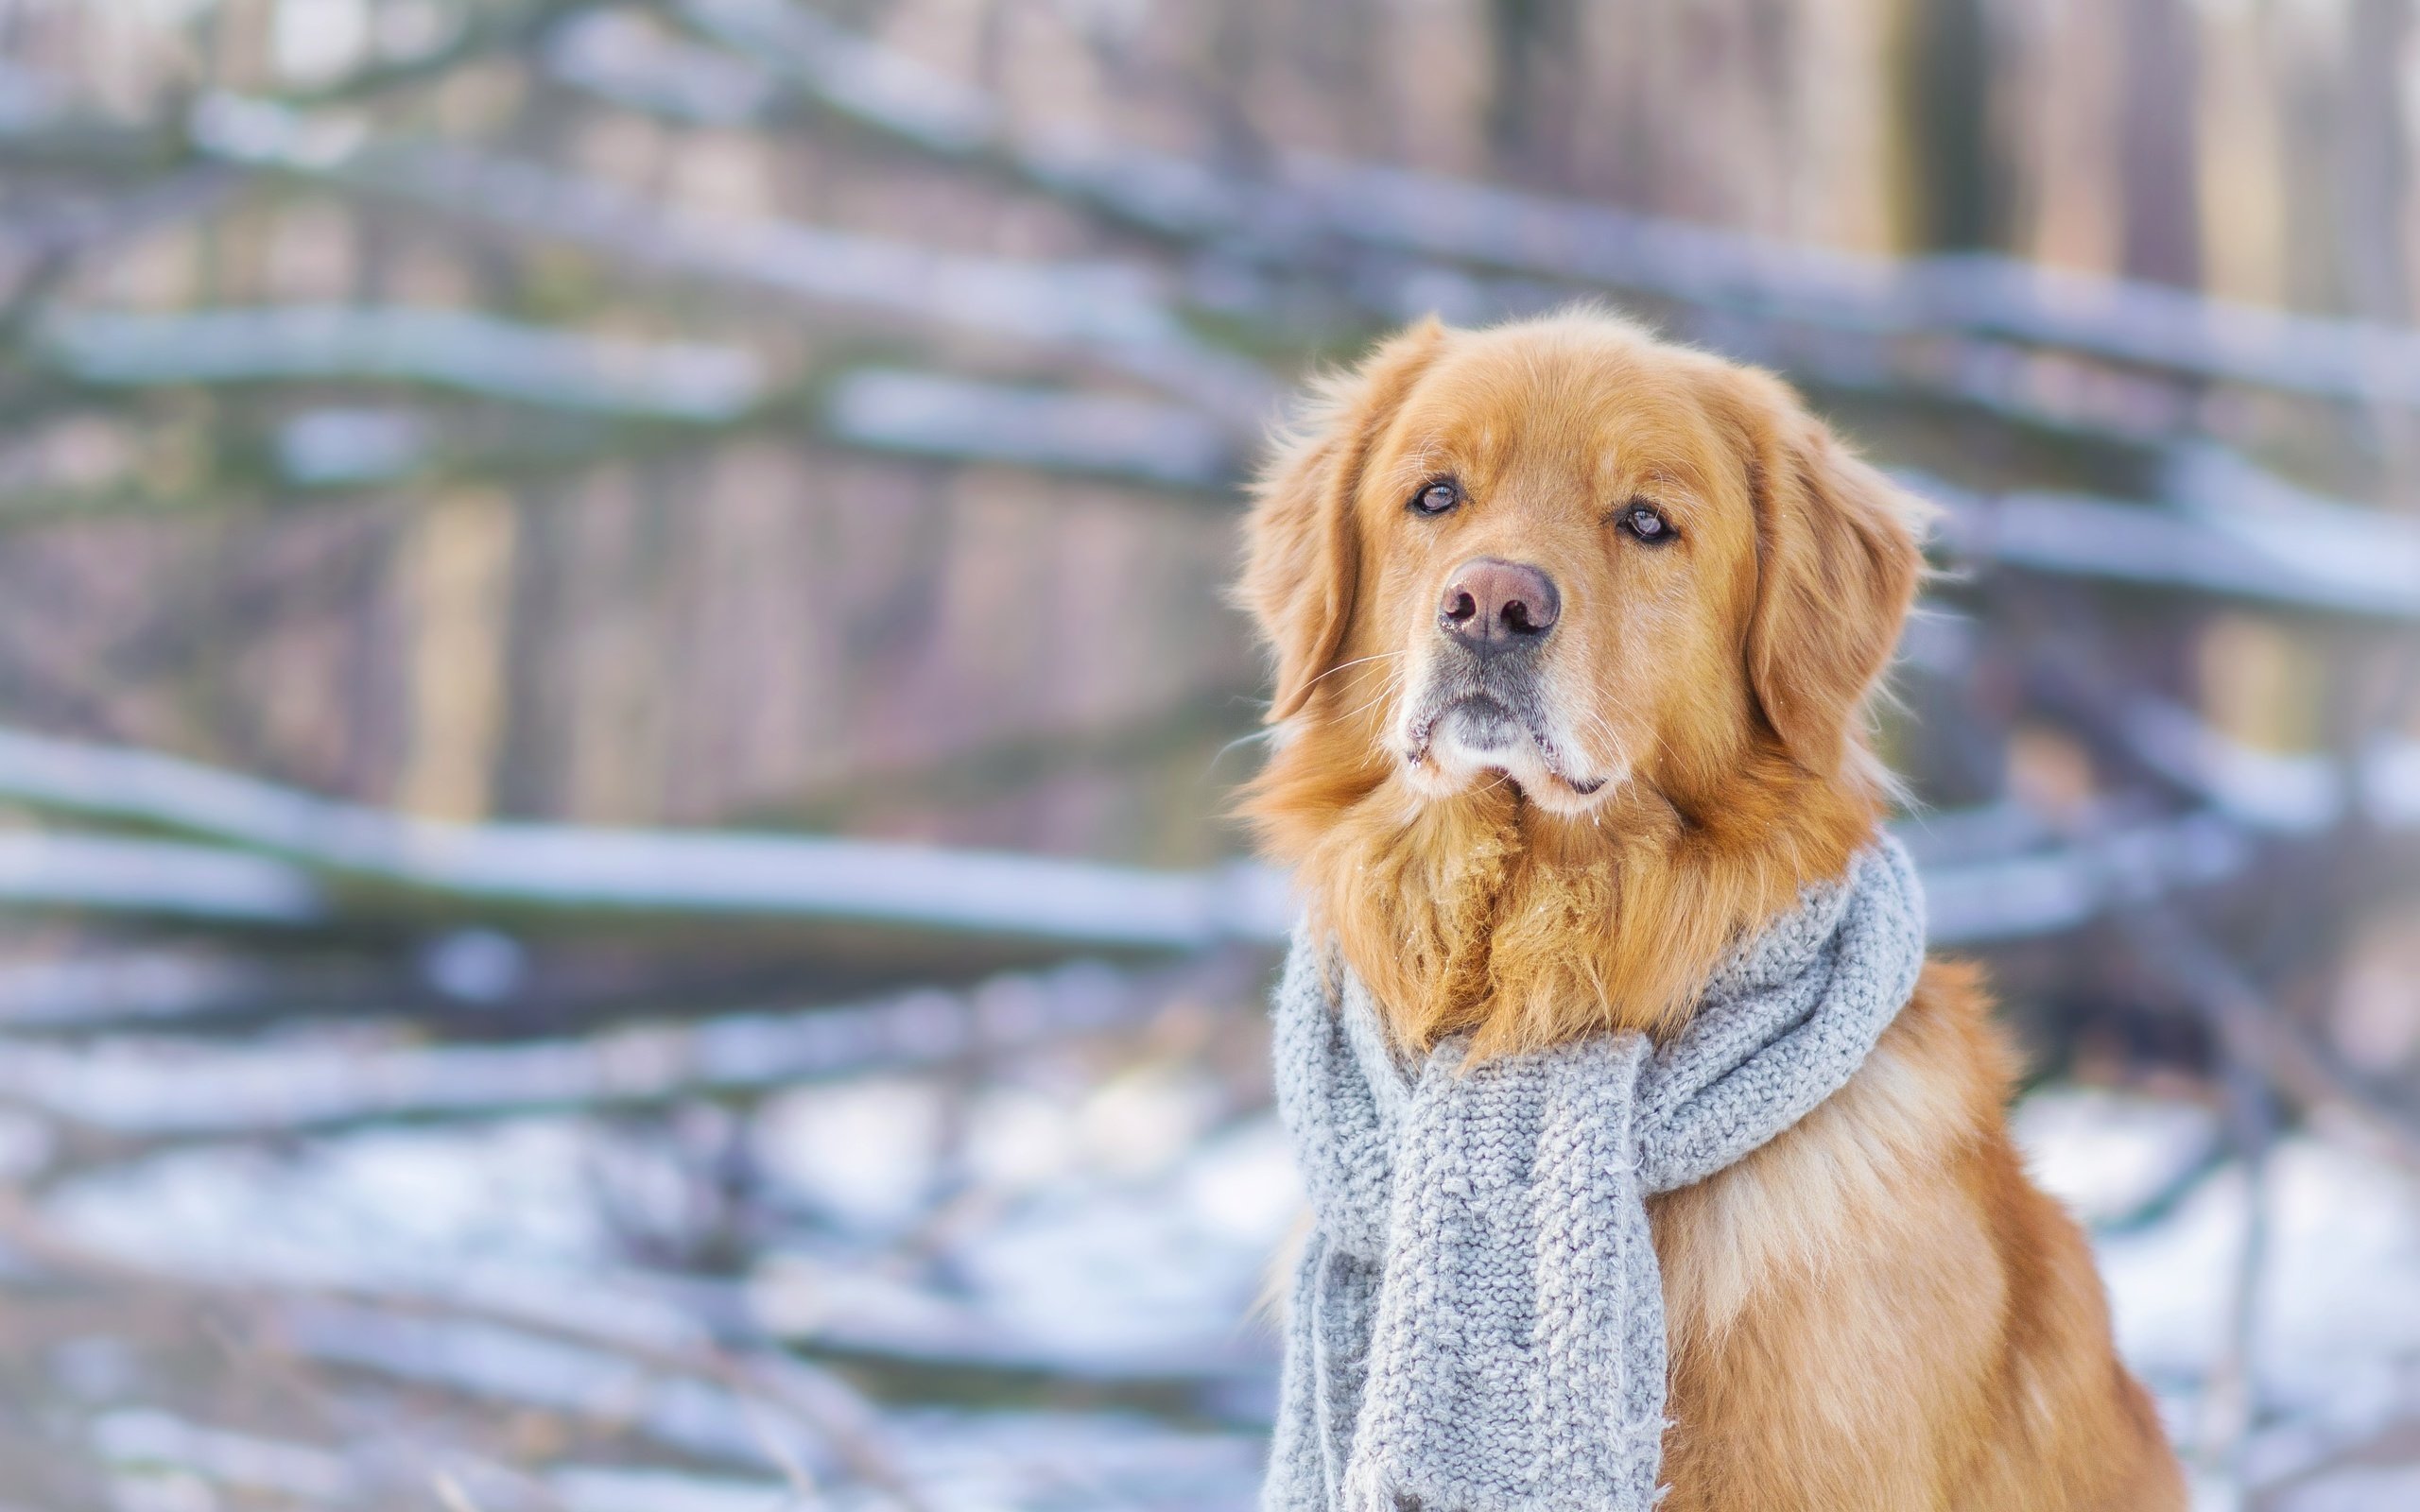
[0,954,1204,1135]
[39,305,768,421]
[658,0,2420,411]
[183,94,1279,429]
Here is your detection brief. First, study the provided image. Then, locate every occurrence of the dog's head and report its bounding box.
[1243,309,1925,823]
[1238,311,1928,1050]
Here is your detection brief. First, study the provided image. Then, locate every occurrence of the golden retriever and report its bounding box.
[1238,310,2186,1510]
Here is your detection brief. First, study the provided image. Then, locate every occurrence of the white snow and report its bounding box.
[25,1039,2420,1507]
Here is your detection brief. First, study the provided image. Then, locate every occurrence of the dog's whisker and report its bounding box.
[1331,668,1407,730]
[1305,650,1406,691]
[1575,708,1637,785]
[1210,727,1279,762]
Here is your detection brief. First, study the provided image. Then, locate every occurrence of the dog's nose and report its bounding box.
[1438,557,1560,653]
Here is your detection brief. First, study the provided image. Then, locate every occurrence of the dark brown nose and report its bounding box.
[1438,557,1560,654]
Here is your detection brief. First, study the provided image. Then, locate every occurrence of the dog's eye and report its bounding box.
[1409,478,1461,516]
[1616,502,1675,542]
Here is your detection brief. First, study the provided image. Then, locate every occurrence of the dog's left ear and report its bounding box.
[1719,373,1927,776]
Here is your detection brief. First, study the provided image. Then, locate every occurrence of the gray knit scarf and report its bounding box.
[1263,836,1926,1512]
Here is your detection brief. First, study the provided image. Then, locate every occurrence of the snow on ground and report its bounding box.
[2017,1085,2420,1507]
[10,1001,2420,1508]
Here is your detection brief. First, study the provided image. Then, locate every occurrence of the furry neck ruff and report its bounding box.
[1263,835,1927,1512]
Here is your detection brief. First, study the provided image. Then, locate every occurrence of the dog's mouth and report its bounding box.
[1404,691,1609,798]
[1440,696,1518,750]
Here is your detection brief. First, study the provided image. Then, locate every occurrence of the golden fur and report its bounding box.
[1239,310,2185,1508]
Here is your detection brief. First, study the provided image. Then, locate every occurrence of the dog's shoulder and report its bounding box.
[1651,957,2014,1350]
[1652,960,2186,1511]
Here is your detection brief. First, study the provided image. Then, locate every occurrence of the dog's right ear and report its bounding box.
[1241,318,1444,723]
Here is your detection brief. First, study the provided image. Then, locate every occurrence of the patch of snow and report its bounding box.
[2094,1159,2245,1391]
[752,1074,947,1234]
[951,1113,1296,1367]
[2013,1083,2223,1225]
[550,1465,794,1512]
[1180,1115,1304,1245]
[1073,1061,1228,1181]
[2273,1464,2420,1512]
[961,1082,1083,1191]
[888,1407,1266,1512]
[87,1410,354,1502]
[43,1117,621,1289]
[0,1107,54,1180]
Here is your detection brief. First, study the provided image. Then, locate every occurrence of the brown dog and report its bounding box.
[1239,310,2186,1510]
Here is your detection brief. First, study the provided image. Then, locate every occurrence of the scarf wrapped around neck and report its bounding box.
[1262,835,1927,1512]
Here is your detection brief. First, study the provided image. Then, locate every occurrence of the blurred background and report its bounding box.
[1,0,2418,1508]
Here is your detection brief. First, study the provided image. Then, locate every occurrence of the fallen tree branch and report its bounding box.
[0,726,1292,948]
[1927,473,2420,623]
[182,94,1278,430]
[38,305,768,421]
[2127,908,2420,1177]
[0,954,1219,1135]
[0,1183,921,1503]
[658,0,2420,412]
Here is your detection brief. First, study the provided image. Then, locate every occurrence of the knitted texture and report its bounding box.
[1264,836,1927,1512]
